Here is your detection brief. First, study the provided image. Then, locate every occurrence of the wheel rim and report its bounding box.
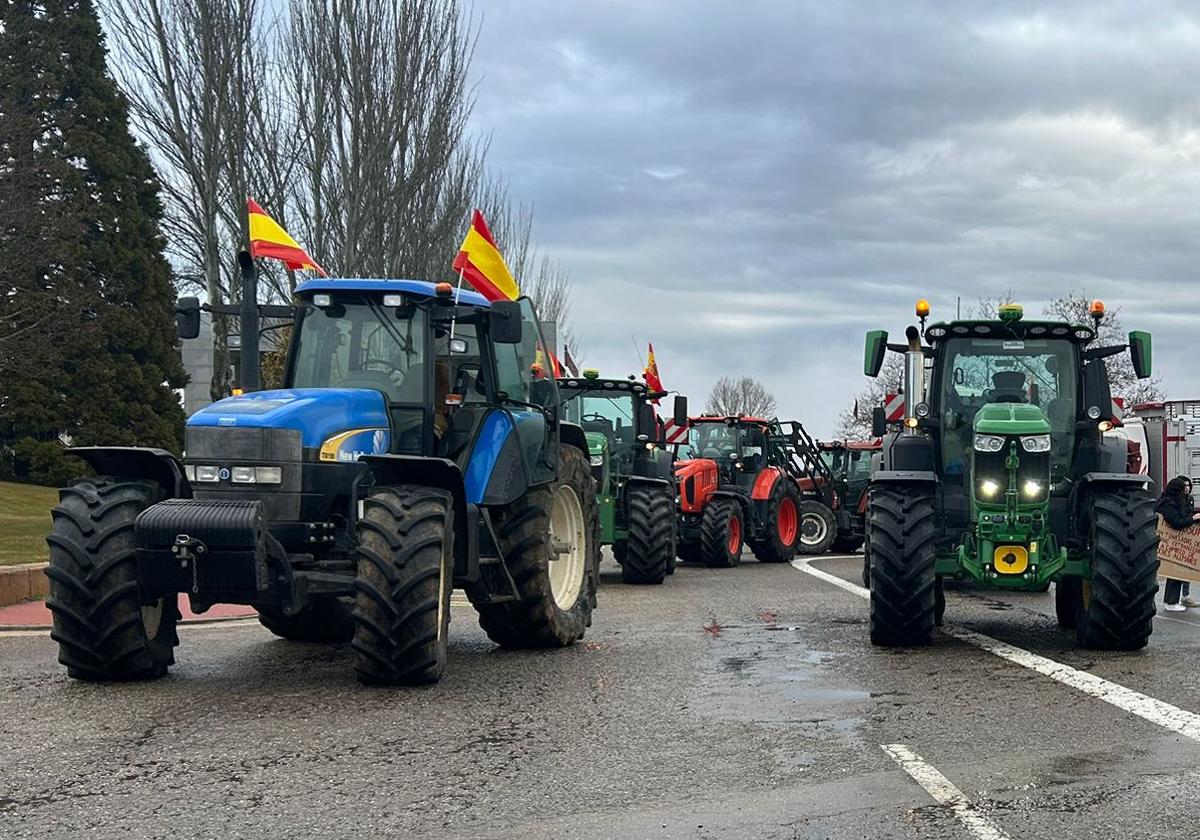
[141,598,164,641]
[727,514,742,555]
[800,512,828,546]
[778,498,799,546]
[549,484,587,610]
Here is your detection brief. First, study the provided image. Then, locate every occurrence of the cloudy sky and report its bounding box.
[466,1,1200,436]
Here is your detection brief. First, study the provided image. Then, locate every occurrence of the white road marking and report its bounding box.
[881,743,1011,840]
[794,556,1200,743]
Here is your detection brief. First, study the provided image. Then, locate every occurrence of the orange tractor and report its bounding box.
[673,416,803,566]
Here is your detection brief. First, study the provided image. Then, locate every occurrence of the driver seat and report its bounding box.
[985,371,1027,404]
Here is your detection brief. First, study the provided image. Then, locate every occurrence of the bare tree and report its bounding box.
[706,376,777,418]
[837,354,903,438]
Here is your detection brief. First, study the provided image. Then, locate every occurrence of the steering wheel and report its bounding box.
[993,394,1024,404]
[362,357,406,377]
[582,413,610,424]
[702,447,724,460]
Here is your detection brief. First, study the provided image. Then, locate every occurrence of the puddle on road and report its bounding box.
[692,621,869,734]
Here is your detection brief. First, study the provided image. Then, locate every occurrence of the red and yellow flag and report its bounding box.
[452,209,518,302]
[247,198,326,275]
[643,342,664,404]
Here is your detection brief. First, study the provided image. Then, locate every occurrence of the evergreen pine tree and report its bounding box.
[0,0,186,484]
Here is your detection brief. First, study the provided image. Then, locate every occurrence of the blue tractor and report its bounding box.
[46,259,599,685]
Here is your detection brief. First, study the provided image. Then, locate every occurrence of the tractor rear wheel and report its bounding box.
[351,486,453,685]
[1075,486,1159,651]
[258,598,354,643]
[622,485,674,584]
[1055,577,1081,629]
[868,484,937,647]
[471,444,600,647]
[46,477,179,681]
[700,499,743,567]
[750,478,801,563]
[796,500,837,555]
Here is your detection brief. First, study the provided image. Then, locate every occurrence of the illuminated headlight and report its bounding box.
[382,294,403,307]
[974,434,1005,453]
[1021,435,1051,453]
[979,479,1001,498]
[255,466,283,484]
[231,466,257,484]
[312,293,332,307]
[184,464,196,481]
[194,465,220,482]
[589,455,604,467]
[1023,480,1043,498]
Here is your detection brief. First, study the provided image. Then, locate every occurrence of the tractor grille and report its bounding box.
[184,426,303,520]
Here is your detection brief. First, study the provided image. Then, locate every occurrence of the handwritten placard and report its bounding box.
[1157,516,1200,584]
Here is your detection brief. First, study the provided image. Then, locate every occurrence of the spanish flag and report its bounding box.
[643,342,664,404]
[247,198,326,276]
[453,210,518,301]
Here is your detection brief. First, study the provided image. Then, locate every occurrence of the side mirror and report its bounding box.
[637,401,656,442]
[864,330,888,377]
[1129,330,1152,379]
[489,300,522,344]
[872,406,887,438]
[673,395,688,427]
[176,297,201,340]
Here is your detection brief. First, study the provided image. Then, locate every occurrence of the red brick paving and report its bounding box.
[0,595,257,629]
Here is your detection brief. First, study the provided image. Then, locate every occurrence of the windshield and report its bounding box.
[684,423,738,461]
[939,336,1077,475]
[290,295,426,404]
[562,391,638,458]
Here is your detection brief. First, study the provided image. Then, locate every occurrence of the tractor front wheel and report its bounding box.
[471,444,600,647]
[46,477,179,681]
[700,499,743,567]
[622,485,675,584]
[750,479,801,563]
[1075,487,1160,651]
[351,486,454,685]
[796,500,837,556]
[868,484,937,647]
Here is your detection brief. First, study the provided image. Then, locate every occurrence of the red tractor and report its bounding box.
[673,416,803,566]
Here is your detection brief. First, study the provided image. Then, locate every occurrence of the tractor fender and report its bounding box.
[711,488,752,520]
[67,447,191,498]
[1077,471,1153,488]
[750,466,784,501]
[361,454,470,575]
[560,421,589,458]
[871,469,939,485]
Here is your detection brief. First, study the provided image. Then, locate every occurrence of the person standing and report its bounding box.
[1158,476,1200,611]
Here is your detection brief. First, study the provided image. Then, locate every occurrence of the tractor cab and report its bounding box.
[679,416,771,487]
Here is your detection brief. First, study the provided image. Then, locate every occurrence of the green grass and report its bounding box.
[0,481,58,566]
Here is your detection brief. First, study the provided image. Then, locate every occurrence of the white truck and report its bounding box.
[1124,400,1200,490]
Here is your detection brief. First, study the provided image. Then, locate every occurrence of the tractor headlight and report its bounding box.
[255,466,283,484]
[979,479,1001,498]
[1022,479,1043,499]
[589,454,604,467]
[1021,435,1051,453]
[974,434,1005,453]
[194,465,220,482]
[231,466,257,483]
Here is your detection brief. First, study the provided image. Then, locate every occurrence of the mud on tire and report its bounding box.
[1075,487,1160,651]
[352,486,454,685]
[750,477,801,564]
[46,476,179,681]
[622,485,675,584]
[700,499,743,568]
[868,484,937,647]
[471,444,600,647]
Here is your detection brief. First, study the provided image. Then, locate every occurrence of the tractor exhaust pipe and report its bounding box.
[238,250,260,392]
[903,325,923,434]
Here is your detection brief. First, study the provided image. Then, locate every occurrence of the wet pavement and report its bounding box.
[1,553,1198,839]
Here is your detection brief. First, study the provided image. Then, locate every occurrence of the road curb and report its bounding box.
[0,612,260,633]
[0,563,48,609]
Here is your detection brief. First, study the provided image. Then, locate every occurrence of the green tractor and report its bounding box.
[558,370,688,584]
[863,299,1158,649]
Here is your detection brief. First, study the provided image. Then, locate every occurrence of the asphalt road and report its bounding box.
[2,552,1199,839]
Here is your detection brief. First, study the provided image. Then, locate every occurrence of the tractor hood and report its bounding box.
[973,403,1051,436]
[187,388,391,450]
[584,431,609,460]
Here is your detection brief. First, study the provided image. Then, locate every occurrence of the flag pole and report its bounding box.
[450,264,466,340]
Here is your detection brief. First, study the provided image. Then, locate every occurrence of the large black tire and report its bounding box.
[700,499,743,567]
[833,535,865,555]
[749,478,801,563]
[868,485,937,647]
[46,477,179,681]
[471,444,600,647]
[1055,577,1081,629]
[258,598,354,642]
[351,486,454,685]
[621,485,674,584]
[1075,487,1160,651]
[795,500,837,556]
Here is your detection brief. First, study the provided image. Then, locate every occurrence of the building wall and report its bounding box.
[181,311,214,417]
